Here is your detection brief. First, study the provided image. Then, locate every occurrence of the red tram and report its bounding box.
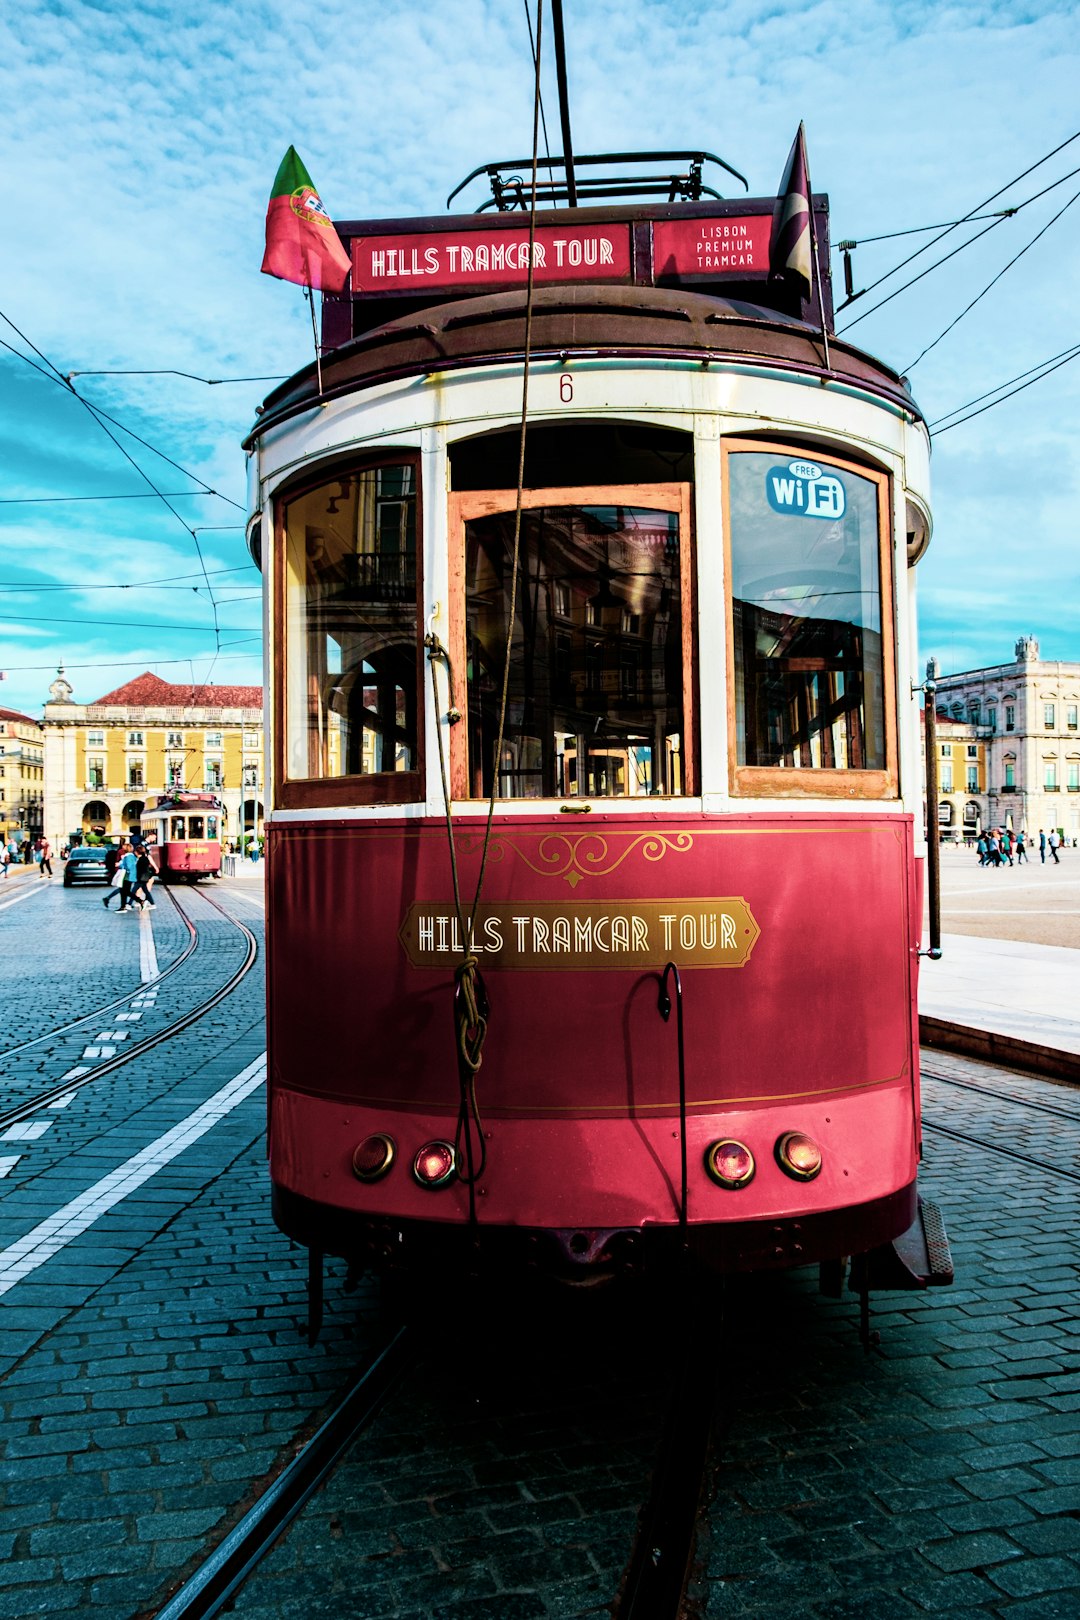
[247,144,950,1305]
[142,791,223,881]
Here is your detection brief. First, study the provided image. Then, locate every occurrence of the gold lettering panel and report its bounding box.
[399,900,760,971]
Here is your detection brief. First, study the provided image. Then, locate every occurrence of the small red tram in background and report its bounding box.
[141,791,223,881]
[247,142,951,1312]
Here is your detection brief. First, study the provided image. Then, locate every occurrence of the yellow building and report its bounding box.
[0,707,45,844]
[42,669,264,849]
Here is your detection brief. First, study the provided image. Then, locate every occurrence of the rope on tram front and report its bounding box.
[425,2,545,1232]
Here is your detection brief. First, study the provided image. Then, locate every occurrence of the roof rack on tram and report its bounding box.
[446,150,749,213]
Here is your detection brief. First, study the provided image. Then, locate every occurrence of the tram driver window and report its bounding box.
[464,504,686,798]
[727,448,890,787]
[281,463,419,788]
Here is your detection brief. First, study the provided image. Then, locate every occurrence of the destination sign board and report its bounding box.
[399,899,760,971]
[652,216,772,276]
[351,222,632,296]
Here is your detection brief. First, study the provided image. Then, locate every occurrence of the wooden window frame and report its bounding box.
[446,482,697,802]
[274,451,425,810]
[722,438,898,800]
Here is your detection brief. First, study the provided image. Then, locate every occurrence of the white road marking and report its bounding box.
[0,882,50,913]
[0,1157,21,1178]
[1,1121,52,1142]
[82,1046,116,1059]
[95,1031,127,1042]
[225,889,266,911]
[0,1054,267,1297]
[49,1093,77,1109]
[139,904,159,982]
[60,1067,91,1080]
[115,1012,142,1022]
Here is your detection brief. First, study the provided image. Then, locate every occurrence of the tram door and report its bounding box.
[449,485,694,801]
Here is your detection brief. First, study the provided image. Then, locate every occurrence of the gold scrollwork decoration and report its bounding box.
[458,830,695,887]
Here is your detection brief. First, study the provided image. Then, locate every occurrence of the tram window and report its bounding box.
[463,502,688,799]
[188,817,205,838]
[171,818,186,839]
[281,462,420,796]
[726,446,893,791]
[207,815,219,838]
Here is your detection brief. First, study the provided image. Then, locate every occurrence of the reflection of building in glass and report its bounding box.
[925,640,1080,840]
[42,671,264,847]
[465,505,683,799]
[283,465,418,783]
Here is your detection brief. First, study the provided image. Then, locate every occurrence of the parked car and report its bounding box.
[63,845,112,886]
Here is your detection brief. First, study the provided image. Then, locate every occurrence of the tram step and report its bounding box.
[856,1197,954,1292]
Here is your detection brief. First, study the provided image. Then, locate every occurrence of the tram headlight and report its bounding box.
[704,1139,756,1190]
[413,1141,457,1189]
[351,1133,396,1183]
[775,1131,823,1181]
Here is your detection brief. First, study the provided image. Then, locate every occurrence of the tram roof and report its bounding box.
[247,276,923,447]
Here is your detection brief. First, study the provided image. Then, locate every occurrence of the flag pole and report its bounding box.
[809,201,832,375]
[304,286,324,397]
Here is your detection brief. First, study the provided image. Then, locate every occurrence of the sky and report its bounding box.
[2,0,1078,721]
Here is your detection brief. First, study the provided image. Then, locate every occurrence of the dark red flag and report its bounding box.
[770,123,813,298]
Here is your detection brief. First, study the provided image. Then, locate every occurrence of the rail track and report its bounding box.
[0,884,258,1132]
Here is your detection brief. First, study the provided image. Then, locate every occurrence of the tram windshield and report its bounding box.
[727,449,887,776]
[282,464,419,782]
[464,504,685,798]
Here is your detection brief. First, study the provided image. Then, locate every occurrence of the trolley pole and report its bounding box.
[551,0,578,207]
[923,676,942,959]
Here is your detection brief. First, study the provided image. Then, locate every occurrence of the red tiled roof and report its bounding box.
[0,706,41,728]
[91,673,262,708]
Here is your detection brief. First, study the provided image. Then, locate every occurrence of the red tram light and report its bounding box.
[351,1133,396,1183]
[413,1141,457,1188]
[775,1131,823,1181]
[704,1139,756,1190]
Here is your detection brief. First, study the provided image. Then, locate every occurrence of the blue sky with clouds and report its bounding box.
[2,0,1078,718]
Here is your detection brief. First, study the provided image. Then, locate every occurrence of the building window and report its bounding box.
[966,744,977,758]
[1004,761,1016,788]
[1045,763,1058,791]
[1068,705,1078,731]
[87,730,105,747]
[128,762,144,789]
[87,757,105,791]
[167,731,184,748]
[969,701,980,723]
[242,762,258,788]
[1045,704,1056,729]
[967,765,978,791]
[988,707,997,730]
[1005,705,1015,732]
[243,731,259,750]
[127,730,144,747]
[1068,762,1080,792]
[963,801,979,827]
[205,731,223,749]
[940,743,950,758]
[205,760,223,789]
[941,765,953,792]
[167,759,184,787]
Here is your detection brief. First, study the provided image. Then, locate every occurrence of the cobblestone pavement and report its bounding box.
[0,876,390,1620]
[691,1055,1080,1620]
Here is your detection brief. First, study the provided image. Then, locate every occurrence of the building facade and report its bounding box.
[928,711,988,841]
[929,638,1080,842]
[0,707,45,845]
[42,671,264,848]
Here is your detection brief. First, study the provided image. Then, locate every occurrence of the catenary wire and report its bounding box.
[905,184,1080,371]
[929,341,1080,426]
[0,492,234,505]
[932,345,1080,434]
[0,565,255,589]
[838,129,1080,329]
[0,650,262,673]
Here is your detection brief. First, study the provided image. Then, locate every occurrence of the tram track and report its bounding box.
[922,1064,1080,1124]
[0,884,258,1132]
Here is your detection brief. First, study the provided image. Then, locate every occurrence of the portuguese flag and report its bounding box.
[261,147,351,292]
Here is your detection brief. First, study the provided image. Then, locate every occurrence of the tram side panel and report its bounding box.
[266,810,918,1268]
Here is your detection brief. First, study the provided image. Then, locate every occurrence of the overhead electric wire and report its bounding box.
[0,650,262,674]
[0,310,231,649]
[838,128,1080,330]
[0,325,244,511]
[905,184,1080,371]
[929,340,1080,426]
[931,344,1080,435]
[64,370,287,385]
[0,564,255,590]
[1,612,260,633]
[0,491,232,505]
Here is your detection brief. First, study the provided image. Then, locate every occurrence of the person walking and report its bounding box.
[1,844,9,879]
[1016,829,1028,863]
[39,836,53,878]
[102,841,135,911]
[132,845,159,909]
[1038,829,1047,863]
[1048,829,1061,865]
